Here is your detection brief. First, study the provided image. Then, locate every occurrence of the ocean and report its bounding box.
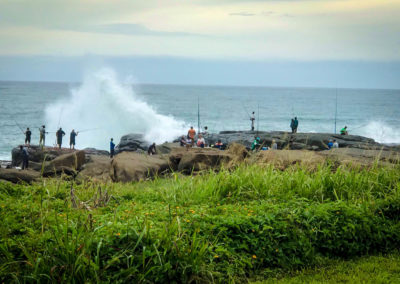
[1,68,400,160]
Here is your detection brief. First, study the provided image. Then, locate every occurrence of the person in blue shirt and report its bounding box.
[327,140,333,149]
[110,138,115,158]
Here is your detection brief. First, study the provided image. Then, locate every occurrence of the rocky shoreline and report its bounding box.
[1,131,399,184]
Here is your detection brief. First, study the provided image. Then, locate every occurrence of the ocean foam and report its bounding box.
[44,68,186,150]
[355,121,400,144]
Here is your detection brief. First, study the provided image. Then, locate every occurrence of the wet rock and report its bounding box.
[115,134,149,154]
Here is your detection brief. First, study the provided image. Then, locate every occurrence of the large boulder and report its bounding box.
[12,145,77,167]
[110,152,170,182]
[42,150,86,176]
[76,155,112,182]
[0,168,40,183]
[172,148,233,173]
[115,134,149,154]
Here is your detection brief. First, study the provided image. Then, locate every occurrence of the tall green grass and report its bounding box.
[0,163,399,282]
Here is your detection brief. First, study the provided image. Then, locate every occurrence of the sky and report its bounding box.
[0,0,399,88]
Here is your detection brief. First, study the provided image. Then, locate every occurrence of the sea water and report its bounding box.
[1,68,399,160]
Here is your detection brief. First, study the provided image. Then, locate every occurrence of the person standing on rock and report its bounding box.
[250,112,255,131]
[39,125,47,148]
[148,143,157,155]
[188,126,196,146]
[20,145,29,170]
[293,117,299,133]
[290,118,295,133]
[56,127,65,149]
[69,129,78,150]
[110,138,115,158]
[24,128,31,146]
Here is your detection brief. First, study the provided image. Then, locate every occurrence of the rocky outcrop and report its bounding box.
[11,145,77,167]
[0,168,40,183]
[110,152,170,182]
[42,150,86,176]
[206,131,385,151]
[76,155,112,182]
[83,148,110,156]
[115,134,149,154]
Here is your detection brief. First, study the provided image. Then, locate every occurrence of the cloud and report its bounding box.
[229,12,256,16]
[56,23,206,37]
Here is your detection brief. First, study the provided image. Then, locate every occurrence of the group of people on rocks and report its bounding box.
[23,125,79,150]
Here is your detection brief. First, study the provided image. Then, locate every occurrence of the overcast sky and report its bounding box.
[0,0,399,88]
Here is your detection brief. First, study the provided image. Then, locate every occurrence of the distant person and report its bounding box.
[197,134,205,148]
[290,118,295,133]
[327,140,334,149]
[56,128,65,149]
[39,125,47,147]
[251,137,261,151]
[332,139,339,148]
[188,126,196,146]
[20,145,29,170]
[24,128,31,146]
[148,142,157,155]
[293,117,299,133]
[340,126,348,135]
[214,139,224,149]
[110,138,115,158]
[250,112,255,131]
[271,139,278,150]
[201,126,209,138]
[69,129,78,150]
[180,135,187,147]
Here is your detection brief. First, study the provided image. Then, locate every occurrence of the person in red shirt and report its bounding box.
[188,126,196,146]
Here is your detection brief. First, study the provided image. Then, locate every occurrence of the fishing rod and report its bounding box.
[257,103,260,136]
[76,128,100,133]
[334,87,338,134]
[13,120,25,135]
[197,96,200,134]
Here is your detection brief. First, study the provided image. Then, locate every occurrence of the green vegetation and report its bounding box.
[1,163,400,282]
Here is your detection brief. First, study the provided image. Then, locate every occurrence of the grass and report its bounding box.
[0,162,400,282]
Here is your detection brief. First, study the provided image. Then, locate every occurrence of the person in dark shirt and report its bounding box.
[70,129,78,149]
[56,128,66,149]
[110,138,115,158]
[148,142,156,155]
[25,128,31,145]
[20,145,29,169]
[293,117,299,133]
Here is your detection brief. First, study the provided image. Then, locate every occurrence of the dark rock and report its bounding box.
[0,168,40,183]
[12,145,76,167]
[83,148,110,156]
[115,134,149,154]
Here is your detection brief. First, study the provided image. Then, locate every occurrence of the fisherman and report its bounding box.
[197,134,205,148]
[201,126,209,138]
[39,125,47,147]
[250,112,255,131]
[293,117,299,133]
[110,138,115,158]
[340,126,348,135]
[251,137,261,151]
[188,126,196,146]
[69,129,78,150]
[24,128,31,146]
[332,139,339,148]
[327,140,334,149]
[271,139,278,150]
[180,135,187,147]
[290,119,295,133]
[56,127,65,149]
[20,145,29,170]
[148,142,157,155]
[214,139,223,149]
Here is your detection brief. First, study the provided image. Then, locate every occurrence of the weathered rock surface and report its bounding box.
[77,155,112,182]
[115,134,149,154]
[110,152,170,182]
[206,131,387,151]
[0,168,40,183]
[42,150,86,176]
[12,145,78,167]
[83,148,110,156]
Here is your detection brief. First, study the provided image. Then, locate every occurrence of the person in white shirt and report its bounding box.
[332,139,339,148]
[197,134,205,148]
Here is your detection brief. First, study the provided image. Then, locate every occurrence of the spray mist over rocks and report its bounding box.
[44,68,187,150]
